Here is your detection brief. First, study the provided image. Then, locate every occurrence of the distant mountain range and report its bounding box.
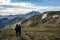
[0,11,60,29]
[0,11,40,19]
[0,11,40,29]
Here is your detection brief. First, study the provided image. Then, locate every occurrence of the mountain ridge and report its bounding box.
[0,11,40,19]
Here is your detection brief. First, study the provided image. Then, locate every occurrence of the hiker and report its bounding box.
[15,24,21,36]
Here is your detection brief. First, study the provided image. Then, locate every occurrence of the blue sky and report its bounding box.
[0,0,60,15]
[11,0,60,6]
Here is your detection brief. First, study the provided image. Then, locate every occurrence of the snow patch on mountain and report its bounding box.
[42,13,48,19]
[53,15,59,18]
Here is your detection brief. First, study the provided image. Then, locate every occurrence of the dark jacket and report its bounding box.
[15,25,21,31]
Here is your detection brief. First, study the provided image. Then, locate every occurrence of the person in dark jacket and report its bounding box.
[15,24,21,37]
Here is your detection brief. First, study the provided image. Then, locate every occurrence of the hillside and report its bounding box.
[0,11,40,28]
[21,11,60,27]
[0,11,60,40]
[0,18,10,29]
[21,11,60,40]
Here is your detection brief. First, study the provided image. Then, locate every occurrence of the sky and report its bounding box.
[0,0,60,15]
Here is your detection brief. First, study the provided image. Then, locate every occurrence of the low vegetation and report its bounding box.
[0,11,60,40]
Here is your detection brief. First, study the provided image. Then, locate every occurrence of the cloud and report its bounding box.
[0,0,10,4]
[0,0,60,15]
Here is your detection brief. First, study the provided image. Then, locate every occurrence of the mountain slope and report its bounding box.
[21,11,60,27]
[0,11,40,29]
[0,11,40,19]
[0,17,23,29]
[0,11,60,40]
[24,11,40,18]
